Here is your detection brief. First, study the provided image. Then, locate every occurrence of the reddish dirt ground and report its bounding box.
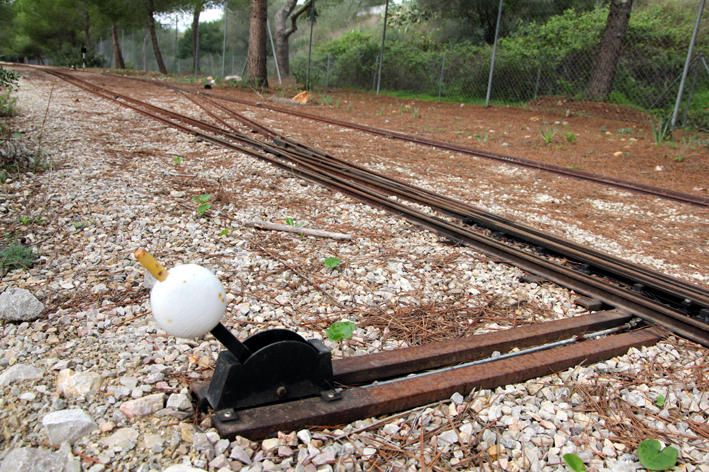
[217,86,709,197]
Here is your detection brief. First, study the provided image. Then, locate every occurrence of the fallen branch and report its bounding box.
[244,221,352,240]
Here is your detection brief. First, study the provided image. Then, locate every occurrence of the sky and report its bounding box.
[158,6,225,32]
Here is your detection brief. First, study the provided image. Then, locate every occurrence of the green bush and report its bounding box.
[0,66,20,90]
[0,91,17,117]
[291,4,706,114]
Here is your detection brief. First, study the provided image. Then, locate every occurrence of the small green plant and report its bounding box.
[562,453,586,472]
[284,217,303,228]
[219,228,230,237]
[617,127,633,135]
[18,215,44,225]
[71,220,89,230]
[655,394,665,408]
[411,107,421,119]
[0,91,17,117]
[0,170,7,184]
[474,132,489,144]
[193,194,212,217]
[173,155,184,165]
[637,439,678,471]
[323,256,341,270]
[0,243,37,274]
[652,117,672,144]
[0,67,20,90]
[565,132,577,144]
[318,95,334,106]
[541,127,557,145]
[325,320,356,341]
[672,155,684,163]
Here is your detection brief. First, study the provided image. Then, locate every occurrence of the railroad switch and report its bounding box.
[196,327,335,417]
[133,248,336,429]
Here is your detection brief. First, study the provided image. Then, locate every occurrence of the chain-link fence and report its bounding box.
[86,1,706,130]
[292,2,707,130]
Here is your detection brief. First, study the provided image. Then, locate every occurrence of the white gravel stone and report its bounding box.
[0,288,44,321]
[56,369,103,399]
[166,393,193,411]
[119,393,165,418]
[101,427,139,451]
[163,466,207,472]
[0,363,43,386]
[297,429,312,445]
[42,408,97,446]
[0,446,76,472]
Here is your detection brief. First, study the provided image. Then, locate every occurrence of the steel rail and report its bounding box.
[44,69,709,346]
[186,92,709,313]
[106,74,709,208]
[332,310,634,385]
[200,326,664,439]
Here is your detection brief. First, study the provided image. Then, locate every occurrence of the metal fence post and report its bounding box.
[375,0,390,95]
[485,0,503,107]
[222,5,228,77]
[306,1,316,90]
[267,18,282,85]
[174,15,179,74]
[325,54,332,90]
[533,61,542,99]
[671,0,705,128]
[437,55,446,98]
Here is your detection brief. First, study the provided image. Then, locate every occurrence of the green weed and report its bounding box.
[565,132,577,144]
[562,453,586,472]
[285,217,303,228]
[637,439,677,471]
[219,228,230,237]
[193,194,212,217]
[325,320,356,341]
[652,117,672,144]
[655,394,665,408]
[323,256,341,270]
[541,127,557,145]
[0,91,17,117]
[474,132,489,144]
[173,155,184,165]
[0,242,37,274]
[318,95,334,106]
[18,215,44,225]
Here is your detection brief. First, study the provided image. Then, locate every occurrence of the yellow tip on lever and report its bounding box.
[134,248,168,282]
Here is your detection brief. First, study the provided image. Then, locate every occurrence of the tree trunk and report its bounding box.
[111,23,126,69]
[275,0,298,75]
[146,0,168,74]
[587,0,634,100]
[192,2,203,74]
[247,0,268,87]
[83,0,91,50]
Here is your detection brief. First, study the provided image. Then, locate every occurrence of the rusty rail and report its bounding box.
[104,72,708,208]
[42,69,709,347]
[194,325,663,439]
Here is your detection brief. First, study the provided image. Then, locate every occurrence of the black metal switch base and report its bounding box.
[202,329,334,412]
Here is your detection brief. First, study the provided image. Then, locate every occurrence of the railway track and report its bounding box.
[42,68,709,349]
[190,311,662,438]
[107,72,709,208]
[37,67,708,439]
